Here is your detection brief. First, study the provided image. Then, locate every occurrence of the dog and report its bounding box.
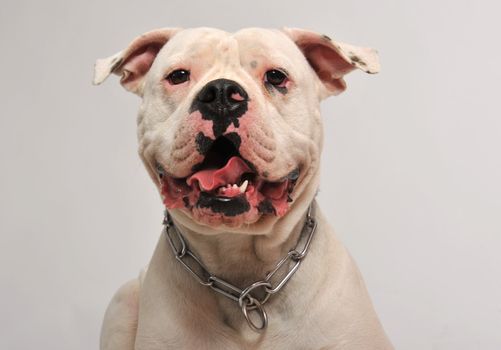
[94,27,393,349]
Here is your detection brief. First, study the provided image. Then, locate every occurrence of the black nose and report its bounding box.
[195,79,248,115]
[191,79,249,137]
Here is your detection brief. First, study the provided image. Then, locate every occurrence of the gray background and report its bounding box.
[1,0,500,349]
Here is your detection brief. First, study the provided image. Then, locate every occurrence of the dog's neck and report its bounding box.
[173,212,307,287]
[168,184,318,287]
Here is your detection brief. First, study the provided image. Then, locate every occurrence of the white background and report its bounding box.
[1,0,500,349]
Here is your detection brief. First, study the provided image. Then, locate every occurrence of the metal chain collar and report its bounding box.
[163,203,317,333]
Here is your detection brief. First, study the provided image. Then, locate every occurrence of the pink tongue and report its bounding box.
[186,156,252,191]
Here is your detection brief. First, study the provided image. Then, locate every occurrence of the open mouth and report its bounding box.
[156,135,299,219]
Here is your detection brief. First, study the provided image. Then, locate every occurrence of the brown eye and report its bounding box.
[264,69,288,87]
[166,69,190,85]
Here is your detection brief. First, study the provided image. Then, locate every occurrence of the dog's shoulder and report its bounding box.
[100,276,141,350]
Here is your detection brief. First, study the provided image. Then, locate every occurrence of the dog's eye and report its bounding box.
[264,69,288,87]
[166,69,190,85]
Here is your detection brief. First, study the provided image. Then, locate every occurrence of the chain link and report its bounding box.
[163,203,317,332]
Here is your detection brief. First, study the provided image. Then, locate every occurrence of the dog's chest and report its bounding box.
[134,324,328,350]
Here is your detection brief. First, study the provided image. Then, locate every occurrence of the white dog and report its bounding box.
[94,27,393,349]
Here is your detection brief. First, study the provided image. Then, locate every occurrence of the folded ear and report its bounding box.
[93,27,181,95]
[282,28,380,98]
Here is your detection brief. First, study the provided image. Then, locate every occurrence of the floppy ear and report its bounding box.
[93,27,181,95]
[282,28,380,98]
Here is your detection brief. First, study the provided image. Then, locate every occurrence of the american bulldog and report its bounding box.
[94,27,393,349]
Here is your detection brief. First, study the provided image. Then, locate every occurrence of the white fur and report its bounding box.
[95,27,392,349]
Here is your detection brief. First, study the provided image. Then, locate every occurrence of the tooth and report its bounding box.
[239,180,248,193]
[233,184,238,189]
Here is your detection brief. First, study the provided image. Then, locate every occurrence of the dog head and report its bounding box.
[94,27,379,230]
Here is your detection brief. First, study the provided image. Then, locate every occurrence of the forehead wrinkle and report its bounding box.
[237,40,296,73]
[215,36,240,67]
[235,29,302,57]
[163,28,229,58]
[155,32,230,77]
[159,53,190,68]
[164,40,212,60]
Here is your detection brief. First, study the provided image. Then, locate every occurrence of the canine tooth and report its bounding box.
[239,180,248,193]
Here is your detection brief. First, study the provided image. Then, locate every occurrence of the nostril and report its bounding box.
[198,86,217,103]
[226,86,245,102]
[229,92,245,102]
[227,85,248,103]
